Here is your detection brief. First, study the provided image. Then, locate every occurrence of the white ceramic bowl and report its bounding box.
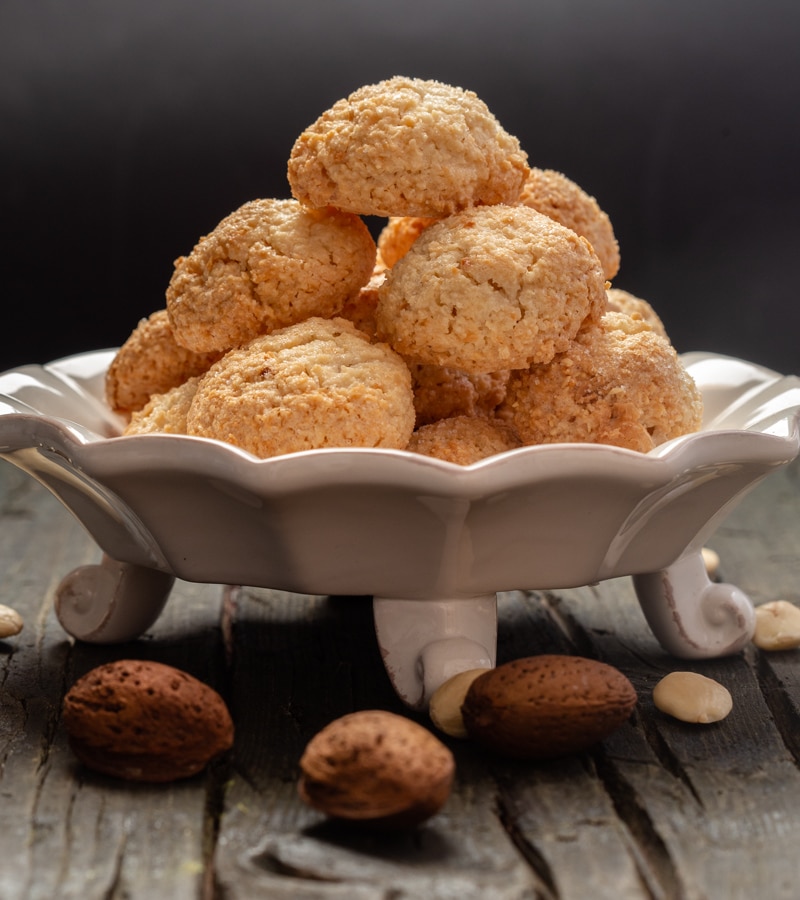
[1,349,798,707]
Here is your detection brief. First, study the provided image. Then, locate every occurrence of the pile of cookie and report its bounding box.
[107,75,703,464]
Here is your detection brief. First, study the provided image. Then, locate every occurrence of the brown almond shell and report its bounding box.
[462,655,637,760]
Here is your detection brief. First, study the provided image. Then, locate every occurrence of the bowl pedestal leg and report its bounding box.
[633,549,755,658]
[372,593,497,710]
[54,554,174,643]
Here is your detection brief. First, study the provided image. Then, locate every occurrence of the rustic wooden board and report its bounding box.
[0,457,798,900]
[0,463,224,900]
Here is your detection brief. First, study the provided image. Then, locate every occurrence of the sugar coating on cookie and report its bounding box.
[408,363,510,428]
[186,317,415,458]
[166,199,376,354]
[123,377,201,435]
[499,311,703,453]
[606,287,668,339]
[517,168,621,281]
[375,205,607,373]
[406,415,522,465]
[287,76,530,217]
[105,310,221,415]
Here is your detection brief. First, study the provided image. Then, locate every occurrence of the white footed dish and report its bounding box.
[1,349,798,708]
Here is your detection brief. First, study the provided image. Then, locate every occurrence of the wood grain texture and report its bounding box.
[0,457,798,900]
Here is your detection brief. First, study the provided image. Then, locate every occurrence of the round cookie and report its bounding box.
[186,317,415,458]
[105,310,221,415]
[375,205,607,373]
[407,415,522,465]
[407,362,510,428]
[606,287,668,339]
[377,216,439,268]
[517,168,620,281]
[287,76,530,217]
[166,199,376,354]
[499,311,703,453]
[123,377,201,436]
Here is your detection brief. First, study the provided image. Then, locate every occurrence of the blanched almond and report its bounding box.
[652,671,732,724]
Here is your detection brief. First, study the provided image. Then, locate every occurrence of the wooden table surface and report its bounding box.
[1,455,798,900]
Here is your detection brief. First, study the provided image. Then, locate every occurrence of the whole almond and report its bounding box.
[0,604,23,639]
[752,600,800,651]
[652,671,732,723]
[298,709,455,828]
[62,659,234,782]
[462,655,637,759]
[429,668,491,738]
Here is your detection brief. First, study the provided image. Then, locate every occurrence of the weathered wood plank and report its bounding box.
[0,462,225,900]
[1,456,798,900]
[212,587,542,899]
[540,455,800,900]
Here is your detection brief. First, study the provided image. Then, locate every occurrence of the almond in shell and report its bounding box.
[462,655,637,759]
[62,659,234,782]
[298,709,454,828]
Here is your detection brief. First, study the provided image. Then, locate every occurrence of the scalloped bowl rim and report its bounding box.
[0,348,798,598]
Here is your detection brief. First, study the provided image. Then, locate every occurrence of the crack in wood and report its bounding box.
[591,751,686,900]
[752,648,800,767]
[635,712,704,811]
[494,782,560,900]
[202,759,232,900]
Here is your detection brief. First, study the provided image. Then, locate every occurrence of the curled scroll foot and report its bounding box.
[373,594,497,710]
[55,554,174,643]
[633,550,755,659]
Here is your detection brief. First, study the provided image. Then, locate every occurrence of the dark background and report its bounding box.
[2,0,798,375]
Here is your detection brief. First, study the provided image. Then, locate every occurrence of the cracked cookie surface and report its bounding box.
[186,317,415,458]
[375,205,607,373]
[105,310,220,415]
[517,168,620,281]
[499,311,703,452]
[288,76,529,217]
[166,199,376,354]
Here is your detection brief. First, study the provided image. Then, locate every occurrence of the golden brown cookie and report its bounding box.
[375,205,607,373]
[186,317,415,458]
[338,260,388,340]
[499,311,703,453]
[123,377,201,436]
[407,362,510,428]
[166,199,376,354]
[105,310,220,415]
[287,76,529,217]
[605,287,668,339]
[406,415,522,465]
[377,216,439,267]
[517,168,620,281]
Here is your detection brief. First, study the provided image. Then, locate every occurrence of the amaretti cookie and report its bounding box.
[375,205,607,373]
[517,168,620,281]
[166,199,376,354]
[287,76,530,217]
[499,311,703,453]
[377,216,439,268]
[123,377,201,436]
[605,287,668,339]
[408,363,510,428]
[105,310,220,415]
[406,415,522,465]
[338,260,388,340]
[186,317,415,458]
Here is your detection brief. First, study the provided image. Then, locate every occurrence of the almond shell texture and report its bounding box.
[298,709,455,828]
[462,655,637,759]
[62,659,234,782]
